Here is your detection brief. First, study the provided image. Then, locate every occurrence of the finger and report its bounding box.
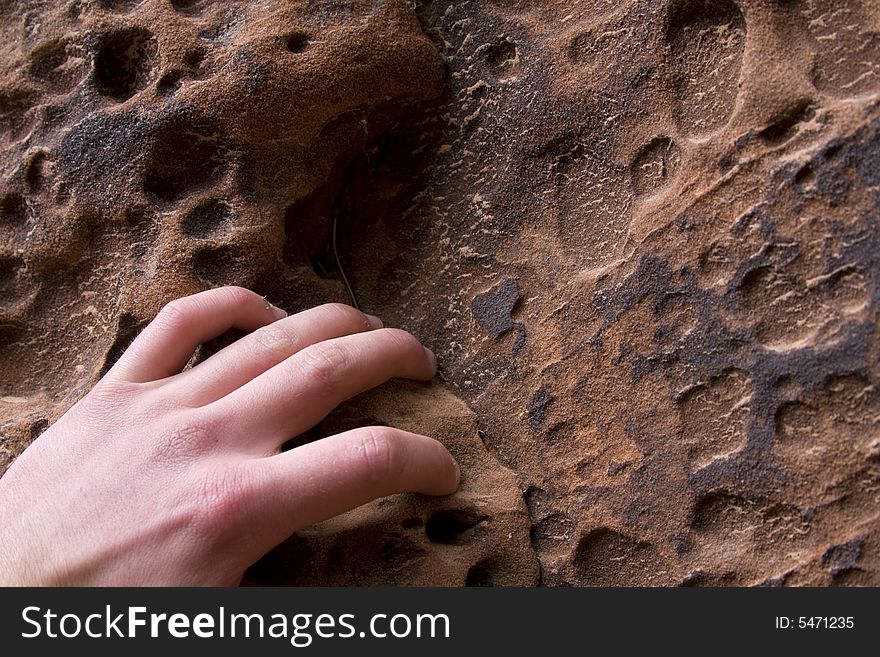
[110,286,286,383]
[211,328,436,449]
[173,303,382,405]
[247,426,459,544]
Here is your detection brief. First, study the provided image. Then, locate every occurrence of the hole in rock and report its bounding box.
[286,32,312,54]
[0,88,35,137]
[143,113,227,204]
[484,37,517,78]
[759,102,815,145]
[667,0,745,136]
[530,512,573,551]
[121,206,158,259]
[24,151,48,192]
[170,0,204,15]
[181,199,234,239]
[0,193,26,225]
[156,70,183,96]
[824,142,843,160]
[192,245,246,287]
[278,88,452,328]
[465,563,495,587]
[0,254,23,281]
[573,528,663,586]
[184,48,205,69]
[94,27,158,101]
[794,163,816,188]
[425,509,489,545]
[281,132,362,282]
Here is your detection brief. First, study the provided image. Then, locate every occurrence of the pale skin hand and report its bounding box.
[0,286,459,586]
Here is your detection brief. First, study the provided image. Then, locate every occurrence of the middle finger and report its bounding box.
[207,328,437,452]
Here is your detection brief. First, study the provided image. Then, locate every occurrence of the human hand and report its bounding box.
[0,286,459,585]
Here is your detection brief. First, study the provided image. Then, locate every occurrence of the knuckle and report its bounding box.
[156,287,257,331]
[218,285,255,310]
[382,328,424,355]
[351,427,404,484]
[77,379,137,420]
[152,416,215,462]
[300,341,347,396]
[321,302,355,315]
[323,303,369,330]
[155,297,191,330]
[88,377,135,402]
[190,463,253,533]
[253,321,299,358]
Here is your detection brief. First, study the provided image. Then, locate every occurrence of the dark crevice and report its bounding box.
[181,199,233,239]
[286,31,312,54]
[24,151,48,192]
[0,193,26,225]
[759,102,816,145]
[94,27,158,101]
[99,312,148,377]
[170,0,204,15]
[465,563,495,587]
[424,509,489,545]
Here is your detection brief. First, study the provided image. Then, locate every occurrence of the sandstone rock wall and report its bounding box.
[1,0,878,585]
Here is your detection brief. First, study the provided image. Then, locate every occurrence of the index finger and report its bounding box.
[109,286,286,383]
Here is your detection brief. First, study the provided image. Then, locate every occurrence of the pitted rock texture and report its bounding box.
[1,0,879,586]
[244,381,539,586]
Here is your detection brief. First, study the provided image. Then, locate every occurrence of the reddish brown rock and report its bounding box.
[244,381,539,586]
[2,0,879,585]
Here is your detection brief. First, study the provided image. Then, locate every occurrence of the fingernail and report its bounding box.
[365,313,383,329]
[425,347,437,369]
[450,455,461,485]
[270,305,287,320]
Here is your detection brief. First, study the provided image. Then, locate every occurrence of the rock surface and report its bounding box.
[1,0,879,585]
[244,381,539,586]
